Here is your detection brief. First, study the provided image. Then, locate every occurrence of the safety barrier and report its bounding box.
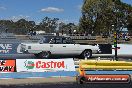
[16,59,75,72]
[0,58,77,79]
[77,60,132,84]
[1,58,132,80]
[79,60,132,70]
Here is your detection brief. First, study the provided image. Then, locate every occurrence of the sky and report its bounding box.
[0,0,131,24]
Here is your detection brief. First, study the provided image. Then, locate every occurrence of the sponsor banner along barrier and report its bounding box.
[0,60,16,72]
[112,44,132,55]
[0,43,21,54]
[85,74,130,83]
[16,59,75,72]
[85,71,132,74]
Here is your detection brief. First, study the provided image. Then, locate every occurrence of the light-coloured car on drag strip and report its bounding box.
[20,36,100,59]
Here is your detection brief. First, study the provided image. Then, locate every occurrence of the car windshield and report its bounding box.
[39,36,53,43]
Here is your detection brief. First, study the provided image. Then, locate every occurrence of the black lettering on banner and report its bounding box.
[0,66,14,71]
[0,60,6,65]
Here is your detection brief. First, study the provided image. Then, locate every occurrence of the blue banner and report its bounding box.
[0,43,21,54]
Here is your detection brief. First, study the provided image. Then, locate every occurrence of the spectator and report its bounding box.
[61,29,64,35]
[33,31,36,35]
[69,29,72,35]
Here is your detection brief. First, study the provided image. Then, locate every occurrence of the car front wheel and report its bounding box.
[39,51,51,59]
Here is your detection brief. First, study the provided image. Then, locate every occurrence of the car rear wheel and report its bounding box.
[81,50,92,59]
[39,51,51,59]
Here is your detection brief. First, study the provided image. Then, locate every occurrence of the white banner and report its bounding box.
[16,59,75,72]
[112,44,132,55]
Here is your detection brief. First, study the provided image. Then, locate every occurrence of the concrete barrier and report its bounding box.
[76,60,132,84]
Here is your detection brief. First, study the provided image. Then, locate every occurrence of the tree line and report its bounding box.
[0,17,78,35]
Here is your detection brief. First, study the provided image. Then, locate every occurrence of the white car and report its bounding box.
[20,36,100,59]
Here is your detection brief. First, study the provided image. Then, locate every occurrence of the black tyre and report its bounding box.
[81,50,92,59]
[77,76,86,84]
[39,51,51,59]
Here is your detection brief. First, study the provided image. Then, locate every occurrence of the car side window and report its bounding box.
[66,38,72,44]
[49,37,62,44]
[62,38,67,44]
[62,37,74,44]
[55,37,62,44]
[49,37,74,44]
[49,38,55,44]
[39,38,46,44]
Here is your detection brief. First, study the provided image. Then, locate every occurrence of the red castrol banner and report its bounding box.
[16,59,75,72]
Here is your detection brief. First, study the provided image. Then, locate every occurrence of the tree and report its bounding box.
[58,22,66,34]
[0,20,14,33]
[39,17,59,33]
[80,0,132,35]
[57,22,77,35]
[14,19,36,34]
[127,14,132,34]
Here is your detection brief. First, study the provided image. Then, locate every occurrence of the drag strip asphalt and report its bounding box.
[0,77,131,88]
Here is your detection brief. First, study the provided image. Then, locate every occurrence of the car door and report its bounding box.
[61,37,82,55]
[49,37,65,55]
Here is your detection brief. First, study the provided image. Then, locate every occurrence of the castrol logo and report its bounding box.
[24,60,65,70]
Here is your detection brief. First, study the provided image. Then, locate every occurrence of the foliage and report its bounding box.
[39,17,59,33]
[58,22,77,34]
[80,0,132,35]
[0,17,59,34]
